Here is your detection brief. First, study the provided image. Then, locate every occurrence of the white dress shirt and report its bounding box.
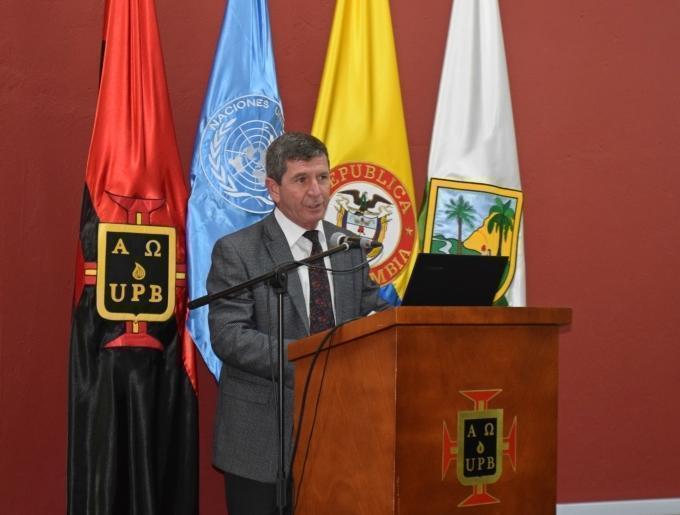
[273,208,337,321]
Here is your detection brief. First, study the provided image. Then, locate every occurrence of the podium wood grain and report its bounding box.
[289,307,571,515]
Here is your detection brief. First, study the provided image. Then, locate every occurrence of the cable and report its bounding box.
[290,315,363,511]
[293,329,333,511]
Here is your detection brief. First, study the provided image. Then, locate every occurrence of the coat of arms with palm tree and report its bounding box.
[435,194,516,257]
[422,179,523,303]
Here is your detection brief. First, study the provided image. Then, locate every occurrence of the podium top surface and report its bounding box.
[289,306,571,361]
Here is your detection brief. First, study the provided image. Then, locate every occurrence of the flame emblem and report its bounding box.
[132,262,146,281]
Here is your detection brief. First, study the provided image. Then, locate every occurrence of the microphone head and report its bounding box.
[329,232,347,247]
[329,231,382,250]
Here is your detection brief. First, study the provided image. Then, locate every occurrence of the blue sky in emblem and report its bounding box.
[433,188,517,240]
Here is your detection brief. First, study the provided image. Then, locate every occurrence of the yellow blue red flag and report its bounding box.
[312,0,419,304]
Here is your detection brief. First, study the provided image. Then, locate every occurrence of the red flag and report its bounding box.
[68,0,197,513]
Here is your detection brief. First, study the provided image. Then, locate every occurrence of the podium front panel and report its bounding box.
[395,324,558,514]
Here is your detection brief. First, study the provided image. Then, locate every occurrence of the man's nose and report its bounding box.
[307,178,322,195]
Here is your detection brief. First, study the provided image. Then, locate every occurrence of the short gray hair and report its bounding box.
[265,132,329,184]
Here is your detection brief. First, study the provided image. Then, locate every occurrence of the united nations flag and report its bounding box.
[186,0,284,379]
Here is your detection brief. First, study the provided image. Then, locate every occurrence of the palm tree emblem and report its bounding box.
[422,178,524,304]
[444,195,477,254]
[487,198,515,256]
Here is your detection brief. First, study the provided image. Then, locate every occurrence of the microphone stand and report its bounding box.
[188,242,351,515]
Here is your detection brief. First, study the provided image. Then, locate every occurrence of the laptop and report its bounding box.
[401,253,508,307]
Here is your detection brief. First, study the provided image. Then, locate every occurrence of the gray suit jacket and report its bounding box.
[207,214,387,482]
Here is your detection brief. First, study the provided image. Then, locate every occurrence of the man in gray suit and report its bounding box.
[207,132,388,515]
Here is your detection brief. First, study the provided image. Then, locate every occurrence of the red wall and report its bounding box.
[1,0,679,512]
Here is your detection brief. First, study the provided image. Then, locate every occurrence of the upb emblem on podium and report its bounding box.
[457,408,504,486]
[442,389,517,507]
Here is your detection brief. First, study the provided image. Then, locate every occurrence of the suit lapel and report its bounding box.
[263,215,309,334]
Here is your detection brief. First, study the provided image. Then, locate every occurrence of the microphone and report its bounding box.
[330,232,383,250]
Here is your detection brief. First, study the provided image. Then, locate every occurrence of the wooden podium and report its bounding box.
[288,307,571,514]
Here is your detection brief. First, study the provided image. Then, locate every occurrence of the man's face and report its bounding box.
[266,155,331,230]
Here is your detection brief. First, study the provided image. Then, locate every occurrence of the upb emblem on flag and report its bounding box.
[197,94,283,214]
[96,223,176,321]
[422,178,523,303]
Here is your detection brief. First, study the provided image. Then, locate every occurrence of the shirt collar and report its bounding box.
[273,208,326,248]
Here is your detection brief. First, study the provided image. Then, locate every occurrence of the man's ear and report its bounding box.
[265,176,280,204]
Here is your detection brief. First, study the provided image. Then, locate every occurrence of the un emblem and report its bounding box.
[199,94,284,214]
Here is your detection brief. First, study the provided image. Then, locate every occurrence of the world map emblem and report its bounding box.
[199,94,284,214]
[325,162,417,287]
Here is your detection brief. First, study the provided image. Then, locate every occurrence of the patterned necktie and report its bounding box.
[303,230,335,333]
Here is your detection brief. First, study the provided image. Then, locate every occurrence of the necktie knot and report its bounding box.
[303,230,320,249]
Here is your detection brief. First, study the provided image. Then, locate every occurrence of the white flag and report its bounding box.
[427,0,525,306]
